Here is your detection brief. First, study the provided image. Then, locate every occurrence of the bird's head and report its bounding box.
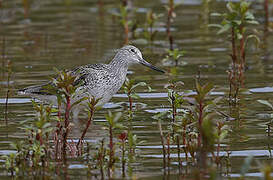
[118,45,165,73]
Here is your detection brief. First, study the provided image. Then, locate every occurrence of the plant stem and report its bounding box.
[158,120,166,169]
[167,0,174,51]
[167,133,171,171]
[62,94,71,158]
[182,123,188,162]
[124,20,129,45]
[2,37,5,75]
[122,140,126,178]
[128,93,133,113]
[166,0,174,51]
[108,125,114,178]
[121,0,129,45]
[77,103,95,150]
[264,0,269,33]
[239,26,245,87]
[4,60,11,126]
[171,90,176,137]
[120,0,127,6]
[176,136,181,172]
[4,89,9,126]
[198,102,203,147]
[216,122,222,166]
[230,27,239,103]
[267,124,271,137]
[99,139,105,180]
[55,103,62,160]
[171,91,176,124]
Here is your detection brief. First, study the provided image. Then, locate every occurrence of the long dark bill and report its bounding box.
[139,58,165,73]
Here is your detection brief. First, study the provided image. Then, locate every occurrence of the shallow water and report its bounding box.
[0,0,273,179]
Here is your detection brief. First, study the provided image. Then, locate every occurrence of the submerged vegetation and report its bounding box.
[210,1,260,104]
[0,0,273,179]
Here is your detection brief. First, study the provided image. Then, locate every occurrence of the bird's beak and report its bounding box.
[138,58,165,73]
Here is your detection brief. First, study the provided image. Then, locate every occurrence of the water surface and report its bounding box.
[0,0,273,179]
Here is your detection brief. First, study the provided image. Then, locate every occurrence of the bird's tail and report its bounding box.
[18,83,51,96]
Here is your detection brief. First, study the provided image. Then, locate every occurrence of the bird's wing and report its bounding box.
[71,63,109,88]
[18,64,109,96]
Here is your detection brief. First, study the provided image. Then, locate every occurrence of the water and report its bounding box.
[0,0,273,179]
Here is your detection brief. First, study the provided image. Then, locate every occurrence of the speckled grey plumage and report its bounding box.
[18,45,164,118]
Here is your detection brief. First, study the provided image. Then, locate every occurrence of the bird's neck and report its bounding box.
[109,54,129,74]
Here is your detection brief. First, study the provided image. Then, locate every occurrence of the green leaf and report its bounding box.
[210,12,222,17]
[42,122,52,129]
[246,34,260,49]
[233,20,242,25]
[246,20,259,25]
[114,123,125,129]
[257,100,273,110]
[240,1,250,15]
[130,93,140,99]
[71,97,89,109]
[219,130,228,141]
[152,111,169,120]
[208,24,223,29]
[203,82,214,95]
[113,112,122,123]
[217,23,231,34]
[237,33,243,40]
[132,82,147,90]
[226,2,235,13]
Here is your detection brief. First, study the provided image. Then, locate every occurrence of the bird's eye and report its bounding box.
[130,48,135,53]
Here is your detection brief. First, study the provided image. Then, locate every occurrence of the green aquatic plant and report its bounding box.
[1,37,11,125]
[215,120,229,165]
[46,69,91,157]
[91,139,107,179]
[258,161,273,180]
[30,101,54,147]
[104,111,123,178]
[120,1,130,44]
[47,69,79,157]
[164,0,179,50]
[1,37,6,74]
[84,110,143,179]
[117,132,127,177]
[77,96,101,152]
[122,77,149,176]
[123,77,152,115]
[154,81,186,170]
[164,48,186,67]
[155,80,224,172]
[194,81,215,148]
[165,81,184,129]
[143,10,161,43]
[3,102,56,178]
[4,60,12,125]
[190,81,229,170]
[264,0,269,32]
[3,153,17,177]
[112,0,135,44]
[84,139,107,179]
[210,0,259,104]
[192,81,232,172]
[22,0,30,19]
[157,119,167,169]
[83,113,123,179]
